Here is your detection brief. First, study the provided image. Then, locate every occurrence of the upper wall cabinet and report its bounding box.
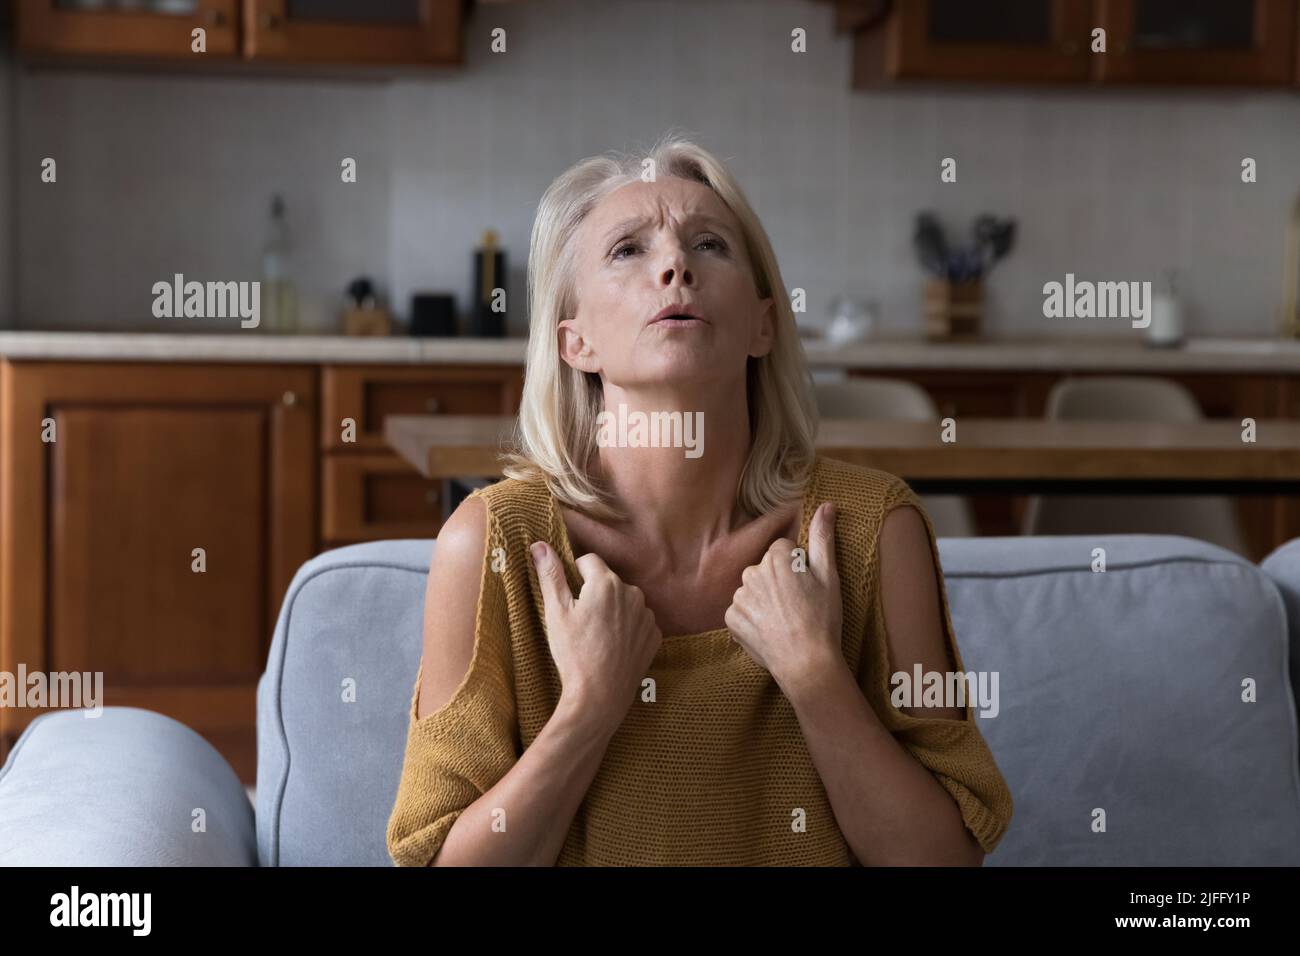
[1094,0,1295,85]
[841,0,1298,87]
[17,0,241,59]
[861,0,1093,84]
[17,0,465,67]
[241,0,462,66]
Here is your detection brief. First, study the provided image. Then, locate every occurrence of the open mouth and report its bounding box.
[650,306,708,327]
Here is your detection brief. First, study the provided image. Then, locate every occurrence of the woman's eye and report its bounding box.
[611,236,724,259]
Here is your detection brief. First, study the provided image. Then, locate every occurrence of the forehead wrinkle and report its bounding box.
[593,206,738,248]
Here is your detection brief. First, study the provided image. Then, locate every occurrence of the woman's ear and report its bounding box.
[747,296,776,359]
[558,318,601,373]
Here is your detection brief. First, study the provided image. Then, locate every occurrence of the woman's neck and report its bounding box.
[591,380,757,570]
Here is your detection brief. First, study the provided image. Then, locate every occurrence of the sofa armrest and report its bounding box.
[0,707,256,866]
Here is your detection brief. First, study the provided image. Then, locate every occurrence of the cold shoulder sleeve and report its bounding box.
[859,477,1014,856]
[385,494,519,867]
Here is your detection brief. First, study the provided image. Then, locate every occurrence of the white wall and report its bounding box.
[0,12,13,327]
[15,69,392,331]
[10,0,1300,337]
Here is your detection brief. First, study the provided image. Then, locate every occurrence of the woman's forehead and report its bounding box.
[585,178,738,240]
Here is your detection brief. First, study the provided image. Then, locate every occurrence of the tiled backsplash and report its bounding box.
[1,34,12,326]
[4,0,1299,338]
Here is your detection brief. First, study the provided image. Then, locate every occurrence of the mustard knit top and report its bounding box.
[386,455,1013,866]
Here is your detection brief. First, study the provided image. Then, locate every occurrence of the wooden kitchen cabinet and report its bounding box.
[240,0,462,65]
[0,362,317,782]
[17,0,240,59]
[321,364,523,452]
[319,364,522,546]
[321,453,442,544]
[852,0,1093,86]
[16,0,462,67]
[845,0,1298,87]
[1094,0,1295,85]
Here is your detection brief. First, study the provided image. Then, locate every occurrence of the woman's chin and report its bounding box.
[625,354,741,389]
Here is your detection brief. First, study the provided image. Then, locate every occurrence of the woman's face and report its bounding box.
[559,176,774,392]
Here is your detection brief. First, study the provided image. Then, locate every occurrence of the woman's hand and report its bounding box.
[725,502,845,695]
[531,541,663,729]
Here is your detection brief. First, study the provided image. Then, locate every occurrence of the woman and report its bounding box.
[387,132,1013,866]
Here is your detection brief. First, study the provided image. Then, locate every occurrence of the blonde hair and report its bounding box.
[502,129,818,521]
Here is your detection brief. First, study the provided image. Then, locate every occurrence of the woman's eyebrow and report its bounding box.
[688,214,735,235]
[600,216,649,244]
[599,212,735,245]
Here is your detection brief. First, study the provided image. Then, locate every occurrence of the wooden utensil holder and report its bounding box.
[343,306,392,337]
[924,279,983,341]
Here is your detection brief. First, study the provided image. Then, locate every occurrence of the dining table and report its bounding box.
[384,415,1300,496]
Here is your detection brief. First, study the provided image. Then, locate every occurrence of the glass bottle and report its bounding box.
[1284,191,1300,339]
[260,194,298,334]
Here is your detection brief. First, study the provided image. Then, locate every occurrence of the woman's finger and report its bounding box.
[531,541,573,614]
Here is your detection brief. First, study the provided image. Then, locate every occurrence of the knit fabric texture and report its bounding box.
[386,455,1013,866]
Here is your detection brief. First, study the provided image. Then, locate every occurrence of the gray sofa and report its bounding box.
[4,533,1300,866]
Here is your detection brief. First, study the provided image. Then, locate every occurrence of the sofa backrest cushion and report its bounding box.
[941,534,1300,865]
[257,539,433,866]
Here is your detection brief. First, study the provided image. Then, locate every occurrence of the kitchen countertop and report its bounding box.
[0,331,1298,371]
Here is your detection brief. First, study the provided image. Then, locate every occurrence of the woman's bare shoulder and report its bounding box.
[416,495,489,721]
[434,494,489,567]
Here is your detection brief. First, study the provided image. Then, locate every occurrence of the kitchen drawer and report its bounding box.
[321,365,523,451]
[322,453,442,542]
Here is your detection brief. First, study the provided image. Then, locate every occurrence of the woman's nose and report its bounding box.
[655,238,695,286]
[659,265,694,287]
[658,249,694,286]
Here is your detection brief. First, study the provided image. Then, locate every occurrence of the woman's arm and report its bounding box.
[783,503,984,866]
[431,699,618,866]
[415,497,620,867]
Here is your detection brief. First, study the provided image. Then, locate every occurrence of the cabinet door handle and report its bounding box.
[424,397,441,413]
[282,390,298,407]
[204,9,227,27]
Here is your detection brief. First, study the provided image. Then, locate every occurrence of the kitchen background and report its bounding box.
[4,0,1300,785]
[0,0,1295,338]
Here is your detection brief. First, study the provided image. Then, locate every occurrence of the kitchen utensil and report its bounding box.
[914,212,1016,291]
[971,214,1016,277]
[341,275,391,336]
[913,213,949,279]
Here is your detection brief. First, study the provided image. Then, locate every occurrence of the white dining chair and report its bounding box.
[1022,376,1250,556]
[814,376,977,537]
